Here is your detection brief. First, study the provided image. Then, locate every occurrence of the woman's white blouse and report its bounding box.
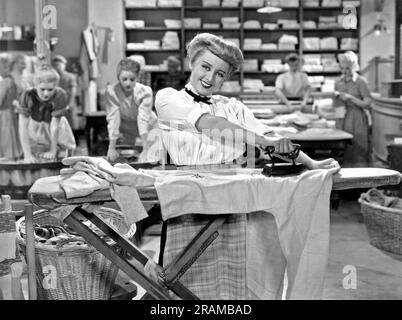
[155,85,272,165]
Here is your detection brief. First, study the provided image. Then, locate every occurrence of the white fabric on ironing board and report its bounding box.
[60,157,153,223]
[147,168,332,299]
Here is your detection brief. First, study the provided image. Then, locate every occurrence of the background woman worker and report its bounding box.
[333,51,372,166]
[275,53,312,113]
[105,58,155,162]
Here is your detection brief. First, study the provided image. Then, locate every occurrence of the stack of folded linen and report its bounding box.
[318,16,338,29]
[303,20,317,29]
[220,81,241,92]
[126,42,145,50]
[244,38,262,50]
[202,0,221,6]
[203,23,220,29]
[308,75,325,89]
[320,37,338,49]
[124,20,145,29]
[162,31,179,49]
[244,20,262,29]
[263,23,278,30]
[303,37,320,50]
[322,0,341,6]
[164,19,181,28]
[243,78,265,92]
[261,43,279,50]
[342,0,360,7]
[303,0,320,7]
[271,0,299,6]
[221,17,240,29]
[261,59,286,73]
[221,0,240,7]
[340,38,358,50]
[184,18,202,28]
[302,54,322,73]
[278,34,298,50]
[321,54,340,71]
[278,19,300,29]
[125,0,156,7]
[158,0,181,7]
[243,59,259,71]
[321,77,336,92]
[243,0,264,7]
[144,40,160,50]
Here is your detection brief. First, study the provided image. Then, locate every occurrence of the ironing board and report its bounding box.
[27,167,402,300]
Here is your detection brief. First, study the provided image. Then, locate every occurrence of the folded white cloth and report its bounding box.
[61,156,154,223]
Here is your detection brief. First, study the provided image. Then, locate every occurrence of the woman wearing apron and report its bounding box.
[105,58,156,162]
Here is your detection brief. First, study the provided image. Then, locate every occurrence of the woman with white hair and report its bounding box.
[334,50,372,166]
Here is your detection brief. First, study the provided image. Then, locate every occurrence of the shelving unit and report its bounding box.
[124,0,361,94]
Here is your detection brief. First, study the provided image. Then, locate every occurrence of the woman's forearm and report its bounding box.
[196,114,267,147]
[18,115,32,157]
[49,117,60,153]
[296,151,315,169]
[349,96,371,110]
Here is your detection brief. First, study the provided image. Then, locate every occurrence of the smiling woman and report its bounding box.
[155,33,338,170]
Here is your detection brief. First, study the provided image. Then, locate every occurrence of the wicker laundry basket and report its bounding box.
[0,208,18,277]
[359,188,402,255]
[16,207,136,300]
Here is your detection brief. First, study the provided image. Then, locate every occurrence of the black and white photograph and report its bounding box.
[0,0,401,307]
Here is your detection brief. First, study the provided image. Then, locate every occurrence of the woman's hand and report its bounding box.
[41,151,57,161]
[262,135,295,154]
[338,92,353,102]
[306,158,340,174]
[107,148,120,162]
[23,153,37,163]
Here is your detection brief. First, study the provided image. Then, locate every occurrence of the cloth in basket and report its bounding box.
[16,207,136,300]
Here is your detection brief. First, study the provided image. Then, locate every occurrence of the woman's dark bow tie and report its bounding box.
[185,88,212,105]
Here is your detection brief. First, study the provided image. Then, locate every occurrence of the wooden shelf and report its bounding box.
[125,6,181,10]
[0,40,34,51]
[125,27,181,31]
[124,1,360,91]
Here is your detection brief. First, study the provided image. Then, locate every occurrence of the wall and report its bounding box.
[48,0,88,58]
[88,0,125,90]
[360,0,396,91]
[0,0,87,59]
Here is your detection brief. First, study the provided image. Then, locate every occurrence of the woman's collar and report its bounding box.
[185,83,212,98]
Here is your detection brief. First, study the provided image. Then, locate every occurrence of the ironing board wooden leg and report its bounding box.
[64,209,173,300]
[162,215,227,285]
[74,207,199,300]
[24,204,37,300]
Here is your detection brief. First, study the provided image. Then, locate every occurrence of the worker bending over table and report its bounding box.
[154,33,340,299]
[275,53,312,113]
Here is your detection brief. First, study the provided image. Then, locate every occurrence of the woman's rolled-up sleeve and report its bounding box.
[105,85,121,141]
[50,88,69,117]
[233,99,273,136]
[17,88,32,117]
[137,85,153,136]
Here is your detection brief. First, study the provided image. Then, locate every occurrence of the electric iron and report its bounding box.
[262,144,305,177]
